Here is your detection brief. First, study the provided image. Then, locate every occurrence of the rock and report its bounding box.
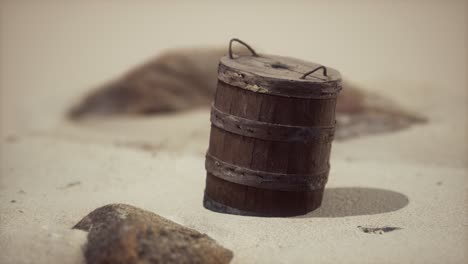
[74,204,233,264]
[68,47,426,141]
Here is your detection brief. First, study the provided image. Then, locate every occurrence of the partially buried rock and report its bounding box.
[73,204,233,264]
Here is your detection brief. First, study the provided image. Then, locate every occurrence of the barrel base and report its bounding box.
[203,194,265,216]
[204,173,324,217]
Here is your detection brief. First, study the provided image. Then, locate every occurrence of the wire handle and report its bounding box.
[229,38,259,59]
[300,66,328,79]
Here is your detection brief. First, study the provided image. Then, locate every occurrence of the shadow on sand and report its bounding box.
[299,187,409,218]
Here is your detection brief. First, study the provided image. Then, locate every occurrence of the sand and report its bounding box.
[1,1,467,263]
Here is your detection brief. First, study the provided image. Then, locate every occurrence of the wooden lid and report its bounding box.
[218,53,342,99]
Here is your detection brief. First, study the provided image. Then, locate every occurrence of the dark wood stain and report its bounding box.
[205,54,341,216]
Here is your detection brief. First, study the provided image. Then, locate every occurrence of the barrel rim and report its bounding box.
[220,54,342,82]
[218,54,342,99]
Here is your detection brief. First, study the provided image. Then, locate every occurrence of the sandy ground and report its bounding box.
[1,1,467,263]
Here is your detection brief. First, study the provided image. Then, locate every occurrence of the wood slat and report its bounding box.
[205,54,340,217]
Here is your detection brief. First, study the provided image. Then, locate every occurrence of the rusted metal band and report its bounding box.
[210,104,335,143]
[204,193,267,216]
[205,153,329,192]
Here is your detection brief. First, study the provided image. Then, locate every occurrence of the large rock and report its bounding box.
[74,204,233,264]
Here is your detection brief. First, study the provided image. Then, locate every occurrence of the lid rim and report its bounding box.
[220,54,342,83]
[218,60,342,99]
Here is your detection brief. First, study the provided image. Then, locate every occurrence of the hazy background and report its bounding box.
[1,2,467,263]
[1,0,466,135]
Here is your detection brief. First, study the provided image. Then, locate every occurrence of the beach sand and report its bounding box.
[1,1,467,263]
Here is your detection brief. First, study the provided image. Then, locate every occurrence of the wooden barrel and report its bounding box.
[204,39,342,217]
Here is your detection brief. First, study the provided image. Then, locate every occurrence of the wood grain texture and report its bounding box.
[218,54,342,99]
[210,104,335,143]
[205,73,338,216]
